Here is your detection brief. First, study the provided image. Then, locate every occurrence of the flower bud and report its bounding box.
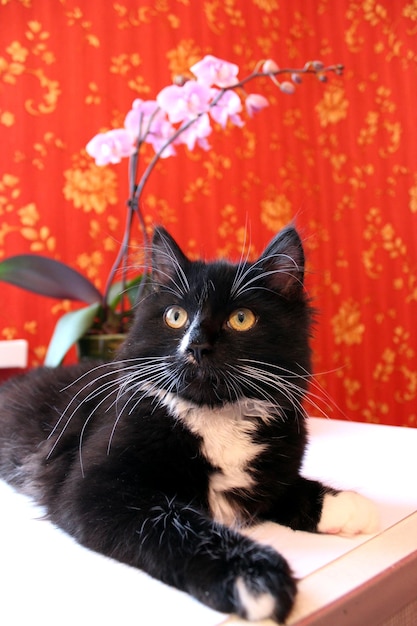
[173,74,189,86]
[311,60,325,71]
[279,81,296,94]
[291,72,303,84]
[262,59,279,74]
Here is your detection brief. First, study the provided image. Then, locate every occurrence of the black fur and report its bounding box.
[0,226,337,623]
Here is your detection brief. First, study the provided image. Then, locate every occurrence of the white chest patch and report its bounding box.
[157,393,274,527]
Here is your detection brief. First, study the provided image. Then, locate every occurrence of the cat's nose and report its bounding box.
[186,343,212,365]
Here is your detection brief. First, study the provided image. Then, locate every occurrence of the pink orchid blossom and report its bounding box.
[86,128,135,166]
[177,113,212,151]
[124,99,177,157]
[146,118,179,158]
[190,55,239,88]
[245,93,269,117]
[157,81,212,124]
[209,89,243,128]
[124,99,162,139]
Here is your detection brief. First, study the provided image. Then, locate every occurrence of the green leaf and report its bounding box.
[107,274,144,309]
[44,302,101,367]
[0,255,102,304]
[126,274,145,306]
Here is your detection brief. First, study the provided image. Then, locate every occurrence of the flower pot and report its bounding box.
[77,333,127,361]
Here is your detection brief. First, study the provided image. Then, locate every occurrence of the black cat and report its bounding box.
[0,226,377,623]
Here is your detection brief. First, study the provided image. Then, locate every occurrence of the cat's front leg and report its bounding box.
[267,476,379,536]
[58,485,296,623]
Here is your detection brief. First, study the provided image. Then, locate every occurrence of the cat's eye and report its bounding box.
[227,308,257,332]
[164,306,188,329]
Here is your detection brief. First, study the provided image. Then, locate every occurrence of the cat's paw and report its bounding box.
[188,540,296,623]
[232,546,297,623]
[318,490,379,537]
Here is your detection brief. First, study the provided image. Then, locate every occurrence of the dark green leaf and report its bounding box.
[0,255,102,304]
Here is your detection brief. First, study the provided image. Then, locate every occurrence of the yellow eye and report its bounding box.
[164,306,188,329]
[227,308,257,332]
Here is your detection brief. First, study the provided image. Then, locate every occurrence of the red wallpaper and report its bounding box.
[1,0,416,427]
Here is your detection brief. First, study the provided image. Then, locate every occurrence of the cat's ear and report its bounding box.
[151,227,188,288]
[258,226,305,295]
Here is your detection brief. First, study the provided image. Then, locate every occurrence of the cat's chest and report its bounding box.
[162,395,272,526]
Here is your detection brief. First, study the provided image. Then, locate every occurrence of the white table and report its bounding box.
[0,339,28,369]
[1,418,416,626]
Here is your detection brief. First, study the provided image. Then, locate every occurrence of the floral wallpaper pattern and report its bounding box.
[1,0,416,427]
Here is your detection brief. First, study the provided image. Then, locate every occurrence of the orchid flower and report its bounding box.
[176,113,212,151]
[245,93,269,117]
[190,55,239,88]
[157,81,212,124]
[86,129,135,165]
[209,89,244,128]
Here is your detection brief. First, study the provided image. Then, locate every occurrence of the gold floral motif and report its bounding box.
[260,187,293,232]
[1,326,18,340]
[183,177,212,203]
[0,224,16,252]
[204,0,245,35]
[85,82,101,105]
[409,177,417,213]
[0,111,15,126]
[332,299,365,346]
[315,84,348,127]
[166,40,202,79]
[362,399,389,424]
[373,348,395,382]
[379,120,401,157]
[0,174,20,215]
[110,53,142,76]
[203,152,232,180]
[113,4,168,29]
[0,52,25,84]
[343,377,362,396]
[346,0,417,66]
[109,53,150,94]
[24,68,61,115]
[64,7,100,47]
[20,222,56,252]
[6,40,29,63]
[63,157,119,214]
[217,203,239,256]
[145,194,177,225]
[357,110,379,146]
[362,207,408,277]
[393,326,415,359]
[76,251,104,282]
[395,367,417,403]
[252,0,279,13]
[403,0,417,33]
[381,223,406,258]
[234,127,257,159]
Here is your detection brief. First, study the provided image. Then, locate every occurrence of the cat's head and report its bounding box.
[120,226,313,409]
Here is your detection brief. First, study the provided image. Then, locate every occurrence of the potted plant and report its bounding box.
[0,55,342,367]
